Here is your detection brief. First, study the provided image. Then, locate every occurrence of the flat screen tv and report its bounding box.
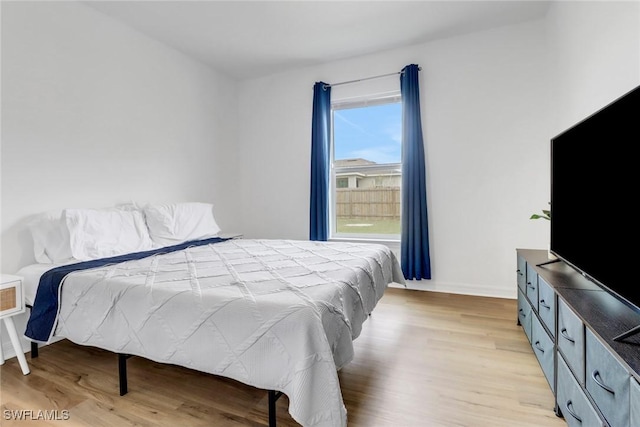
[550,84,640,341]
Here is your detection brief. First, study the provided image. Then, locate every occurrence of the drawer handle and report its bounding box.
[517,269,523,276]
[592,370,615,395]
[534,341,545,353]
[565,400,582,423]
[527,282,535,290]
[539,299,551,310]
[518,308,527,319]
[560,327,575,343]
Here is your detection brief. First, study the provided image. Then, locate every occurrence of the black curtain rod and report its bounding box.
[323,66,422,90]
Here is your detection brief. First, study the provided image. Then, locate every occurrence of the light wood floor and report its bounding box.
[0,288,566,426]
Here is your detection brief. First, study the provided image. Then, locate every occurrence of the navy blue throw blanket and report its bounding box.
[25,237,227,342]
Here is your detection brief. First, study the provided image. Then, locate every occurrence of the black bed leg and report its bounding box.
[118,354,128,396]
[268,390,277,427]
[30,341,39,358]
[268,390,283,427]
[27,305,39,359]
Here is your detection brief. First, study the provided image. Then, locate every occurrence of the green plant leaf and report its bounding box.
[530,211,551,220]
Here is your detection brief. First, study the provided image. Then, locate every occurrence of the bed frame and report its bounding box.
[28,307,284,427]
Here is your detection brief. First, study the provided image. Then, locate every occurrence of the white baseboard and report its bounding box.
[0,334,30,361]
[389,280,515,299]
[1,336,62,361]
[1,315,61,361]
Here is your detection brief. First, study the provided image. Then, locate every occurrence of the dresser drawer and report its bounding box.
[531,314,555,393]
[518,289,532,343]
[558,298,585,384]
[537,276,555,337]
[517,255,527,293]
[585,328,630,427]
[631,377,640,427]
[557,356,604,427]
[525,264,538,310]
[0,277,24,318]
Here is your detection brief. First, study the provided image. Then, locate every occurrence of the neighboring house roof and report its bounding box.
[335,158,400,177]
[334,158,376,167]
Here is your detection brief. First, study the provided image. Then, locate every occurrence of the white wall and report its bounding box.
[237,19,552,298]
[547,1,640,134]
[0,2,239,357]
[1,1,240,274]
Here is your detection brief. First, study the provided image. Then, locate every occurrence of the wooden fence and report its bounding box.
[336,187,400,219]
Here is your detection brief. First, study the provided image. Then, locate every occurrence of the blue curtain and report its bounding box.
[400,64,431,280]
[310,82,331,241]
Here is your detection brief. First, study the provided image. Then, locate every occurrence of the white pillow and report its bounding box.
[28,210,73,263]
[65,208,155,261]
[143,202,221,247]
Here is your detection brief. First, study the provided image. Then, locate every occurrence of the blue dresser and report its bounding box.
[517,249,640,427]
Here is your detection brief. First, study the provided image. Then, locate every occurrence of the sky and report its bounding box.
[333,102,402,164]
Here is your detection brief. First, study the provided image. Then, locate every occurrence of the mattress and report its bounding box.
[21,238,404,427]
[19,260,75,306]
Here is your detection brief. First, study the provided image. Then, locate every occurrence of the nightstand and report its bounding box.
[0,274,30,375]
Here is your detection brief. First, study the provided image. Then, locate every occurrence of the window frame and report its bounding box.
[329,92,402,242]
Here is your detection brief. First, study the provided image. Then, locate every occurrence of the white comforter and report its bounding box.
[41,239,403,426]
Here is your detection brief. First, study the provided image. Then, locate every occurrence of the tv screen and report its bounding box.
[551,85,640,312]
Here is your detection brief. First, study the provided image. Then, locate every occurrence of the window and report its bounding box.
[336,177,349,188]
[331,94,402,239]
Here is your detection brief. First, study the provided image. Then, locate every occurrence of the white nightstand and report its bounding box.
[0,274,30,375]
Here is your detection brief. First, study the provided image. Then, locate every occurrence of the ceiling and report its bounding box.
[84,1,552,80]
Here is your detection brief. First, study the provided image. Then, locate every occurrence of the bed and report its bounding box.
[20,205,404,427]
